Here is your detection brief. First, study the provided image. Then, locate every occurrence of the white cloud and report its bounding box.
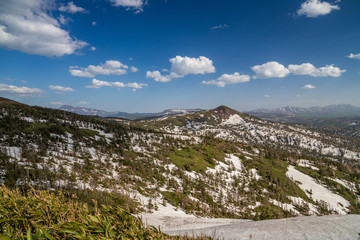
[202,72,250,87]
[0,83,43,95]
[58,2,86,14]
[297,0,340,18]
[288,63,316,75]
[209,24,229,30]
[86,79,112,88]
[288,63,345,77]
[146,71,181,83]
[79,101,88,105]
[125,82,147,89]
[58,15,72,25]
[49,85,75,92]
[147,55,215,83]
[130,66,139,72]
[251,61,345,79]
[217,72,250,84]
[201,80,226,87]
[92,21,96,26]
[50,101,63,105]
[264,94,271,98]
[170,56,215,75]
[70,60,130,77]
[90,46,96,51]
[251,61,290,79]
[0,0,87,57]
[109,0,145,12]
[302,84,316,89]
[86,78,147,89]
[348,53,360,60]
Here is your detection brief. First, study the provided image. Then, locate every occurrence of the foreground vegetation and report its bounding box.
[0,185,210,240]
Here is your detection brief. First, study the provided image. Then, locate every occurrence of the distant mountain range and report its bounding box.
[248,104,360,118]
[59,105,204,120]
[247,104,360,138]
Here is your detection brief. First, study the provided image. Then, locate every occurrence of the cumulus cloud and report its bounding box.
[251,61,290,79]
[86,79,147,90]
[0,83,43,95]
[109,0,145,12]
[302,84,316,89]
[146,71,183,83]
[70,60,131,77]
[92,21,96,26]
[79,101,88,105]
[0,0,87,57]
[58,2,86,14]
[217,72,250,84]
[297,0,340,18]
[209,24,229,30]
[251,61,345,78]
[49,85,75,92]
[90,46,96,51]
[288,63,345,77]
[146,71,172,82]
[147,56,215,83]
[170,56,215,75]
[130,66,139,72]
[348,53,360,60]
[201,80,226,88]
[202,72,250,87]
[86,79,112,88]
[125,82,147,89]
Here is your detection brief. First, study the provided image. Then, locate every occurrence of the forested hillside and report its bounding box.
[1,98,359,224]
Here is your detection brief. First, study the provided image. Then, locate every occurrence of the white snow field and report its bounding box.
[142,214,360,240]
[286,166,350,215]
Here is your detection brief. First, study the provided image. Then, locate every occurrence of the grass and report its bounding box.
[169,144,227,173]
[0,185,211,240]
[170,147,214,173]
[79,129,98,138]
[243,156,312,204]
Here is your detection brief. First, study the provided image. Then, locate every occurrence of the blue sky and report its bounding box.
[0,0,359,112]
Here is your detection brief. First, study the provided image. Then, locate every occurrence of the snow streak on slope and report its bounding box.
[286,166,350,215]
[221,114,245,125]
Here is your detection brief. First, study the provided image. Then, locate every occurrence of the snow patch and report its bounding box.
[221,114,245,125]
[286,166,350,215]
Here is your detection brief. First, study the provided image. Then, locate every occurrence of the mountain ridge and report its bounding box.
[59,104,204,120]
[1,97,360,222]
[249,104,360,118]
